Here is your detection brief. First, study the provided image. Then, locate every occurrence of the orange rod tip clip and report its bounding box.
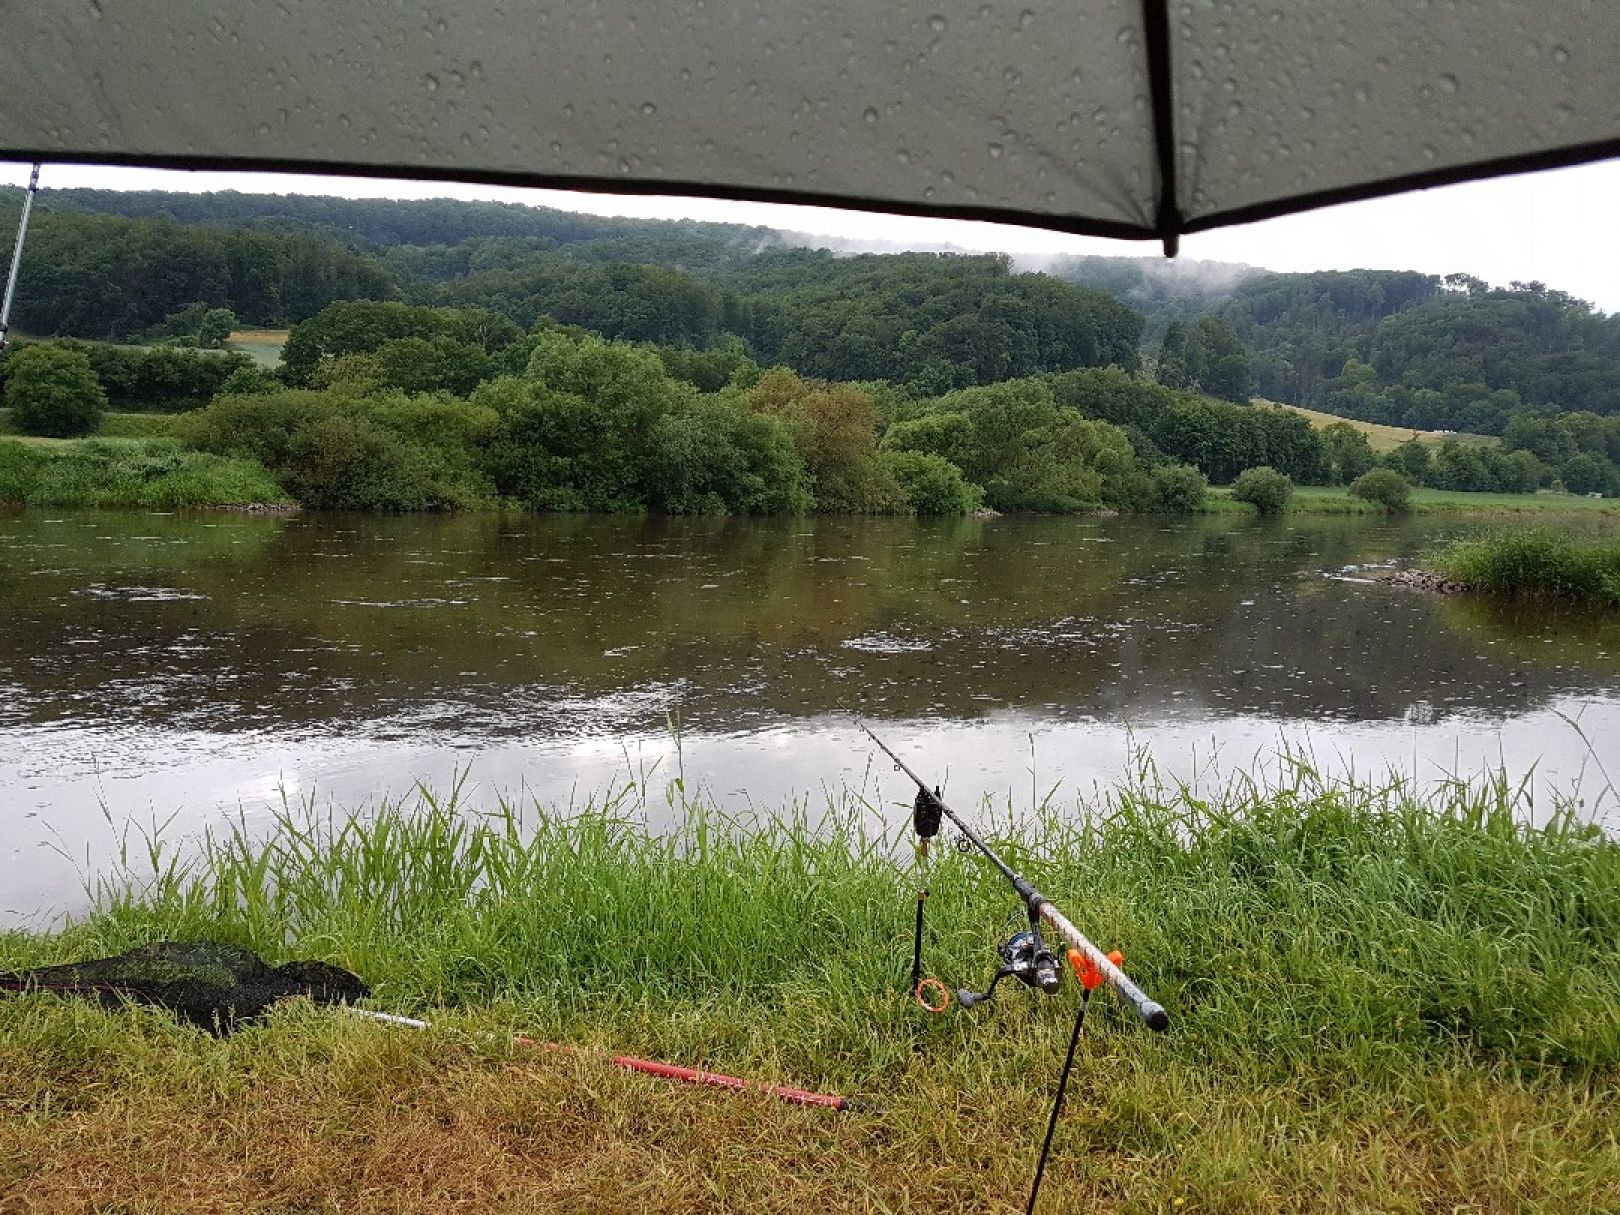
[1067,947,1123,992]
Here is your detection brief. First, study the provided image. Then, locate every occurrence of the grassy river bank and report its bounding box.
[2,762,1616,1212]
[6,431,1619,519]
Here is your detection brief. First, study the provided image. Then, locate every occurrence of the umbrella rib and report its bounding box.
[0,147,1164,243]
[1179,135,1620,237]
[1141,0,1181,257]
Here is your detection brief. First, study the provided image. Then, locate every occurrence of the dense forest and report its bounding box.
[0,204,391,338]
[1218,271,1620,431]
[7,190,1617,423]
[3,187,1619,506]
[38,188,781,258]
[2,194,1140,391]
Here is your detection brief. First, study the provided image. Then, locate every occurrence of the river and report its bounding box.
[3,507,1617,926]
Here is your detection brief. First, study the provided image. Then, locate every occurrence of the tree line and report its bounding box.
[8,191,1617,444]
[0,339,256,413]
[5,189,1619,506]
[10,295,1619,507]
[177,326,983,515]
[0,203,390,339]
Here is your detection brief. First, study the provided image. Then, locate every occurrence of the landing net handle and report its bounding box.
[861,722,1169,1033]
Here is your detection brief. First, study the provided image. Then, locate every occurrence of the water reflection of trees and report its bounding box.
[2,511,1612,736]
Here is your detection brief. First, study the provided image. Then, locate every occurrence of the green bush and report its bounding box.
[216,364,282,396]
[197,308,237,349]
[478,331,744,514]
[3,345,107,437]
[283,412,443,511]
[644,393,811,515]
[747,370,903,514]
[879,410,975,472]
[879,449,983,515]
[185,390,498,511]
[807,455,912,514]
[1230,465,1294,515]
[1149,462,1208,513]
[1349,468,1413,513]
[883,381,1159,514]
[1434,528,1620,606]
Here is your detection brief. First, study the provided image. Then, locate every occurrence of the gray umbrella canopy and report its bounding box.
[2,1,1615,250]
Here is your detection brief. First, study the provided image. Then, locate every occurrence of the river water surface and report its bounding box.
[4,508,1617,925]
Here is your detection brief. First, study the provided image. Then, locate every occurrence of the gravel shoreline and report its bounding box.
[1378,568,1470,595]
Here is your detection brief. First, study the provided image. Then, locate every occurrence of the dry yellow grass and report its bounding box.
[1,1003,1616,1215]
[226,330,290,369]
[1258,400,1498,453]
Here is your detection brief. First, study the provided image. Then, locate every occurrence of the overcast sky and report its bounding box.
[5,158,1619,314]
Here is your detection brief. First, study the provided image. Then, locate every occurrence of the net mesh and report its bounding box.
[0,941,369,1033]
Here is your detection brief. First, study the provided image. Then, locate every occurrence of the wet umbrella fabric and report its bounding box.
[1,2,1615,250]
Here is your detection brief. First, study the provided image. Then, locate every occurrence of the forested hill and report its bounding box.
[1037,260,1620,430]
[1219,271,1620,432]
[2,191,1143,389]
[5,188,1618,428]
[35,188,785,264]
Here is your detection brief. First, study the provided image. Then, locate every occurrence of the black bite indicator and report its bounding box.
[912,787,943,839]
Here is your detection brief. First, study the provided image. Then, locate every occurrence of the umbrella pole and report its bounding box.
[0,162,41,353]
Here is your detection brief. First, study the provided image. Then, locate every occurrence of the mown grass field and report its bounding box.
[1261,400,1498,453]
[2,764,1616,1213]
[227,328,290,368]
[1208,483,1620,516]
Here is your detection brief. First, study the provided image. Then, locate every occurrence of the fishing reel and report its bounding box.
[956,920,1062,1009]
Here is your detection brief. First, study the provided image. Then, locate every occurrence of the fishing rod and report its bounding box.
[862,722,1169,1213]
[860,721,1169,1033]
[1,163,41,353]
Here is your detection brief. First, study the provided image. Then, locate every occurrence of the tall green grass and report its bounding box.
[1435,526,1620,606]
[0,437,288,507]
[1,407,186,440]
[6,758,1616,1088]
[96,412,187,439]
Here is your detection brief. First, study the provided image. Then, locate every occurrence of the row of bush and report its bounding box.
[10,299,1604,517]
[0,339,256,425]
[171,328,1218,516]
[176,333,994,515]
[0,323,1469,519]
[1222,465,1416,516]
